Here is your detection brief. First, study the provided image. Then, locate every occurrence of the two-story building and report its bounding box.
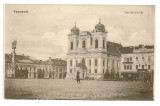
[37,57,67,79]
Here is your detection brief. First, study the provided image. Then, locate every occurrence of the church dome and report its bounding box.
[95,19,105,32]
[95,23,105,30]
[71,24,79,35]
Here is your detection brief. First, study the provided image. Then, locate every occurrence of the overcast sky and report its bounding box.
[5,5,155,60]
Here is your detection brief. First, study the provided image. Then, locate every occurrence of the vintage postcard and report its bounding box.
[4,4,155,100]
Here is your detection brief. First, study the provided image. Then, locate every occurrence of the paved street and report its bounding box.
[5,79,153,100]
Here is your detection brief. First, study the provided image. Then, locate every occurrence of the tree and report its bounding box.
[104,69,110,80]
[111,69,115,79]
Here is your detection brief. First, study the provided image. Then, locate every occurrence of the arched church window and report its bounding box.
[95,39,98,48]
[103,38,105,48]
[90,37,93,46]
[70,42,73,50]
[70,60,72,66]
[95,59,97,66]
[82,40,86,49]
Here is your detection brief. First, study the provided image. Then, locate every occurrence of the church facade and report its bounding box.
[66,20,122,79]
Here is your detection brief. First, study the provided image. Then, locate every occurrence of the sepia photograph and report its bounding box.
[4,4,155,100]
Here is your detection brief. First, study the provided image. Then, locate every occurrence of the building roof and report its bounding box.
[118,45,154,54]
[71,24,79,35]
[118,47,134,54]
[95,20,106,32]
[5,54,36,64]
[79,31,91,36]
[44,58,67,66]
[134,45,154,50]
[107,41,123,56]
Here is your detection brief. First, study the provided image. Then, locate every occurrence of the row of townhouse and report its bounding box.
[5,54,67,79]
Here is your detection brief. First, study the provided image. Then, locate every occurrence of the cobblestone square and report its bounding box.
[5,79,153,100]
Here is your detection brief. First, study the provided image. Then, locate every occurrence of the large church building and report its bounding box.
[66,20,122,79]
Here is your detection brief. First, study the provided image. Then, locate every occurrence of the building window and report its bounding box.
[130,65,132,70]
[148,56,151,61]
[89,69,91,73]
[95,60,97,66]
[103,69,105,73]
[127,65,129,69]
[70,69,72,73]
[142,57,144,60]
[70,60,72,66]
[136,57,138,61]
[82,40,86,49]
[60,69,62,72]
[148,65,151,70]
[90,60,91,66]
[95,39,98,48]
[127,58,129,62]
[90,37,93,46]
[124,65,126,70]
[70,42,73,50]
[130,57,132,61]
[103,39,105,48]
[103,60,105,66]
[136,65,138,69]
[142,65,144,69]
[95,69,97,73]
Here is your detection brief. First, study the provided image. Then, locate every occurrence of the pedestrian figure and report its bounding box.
[76,71,80,83]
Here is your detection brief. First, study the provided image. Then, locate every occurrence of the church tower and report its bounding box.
[67,20,109,79]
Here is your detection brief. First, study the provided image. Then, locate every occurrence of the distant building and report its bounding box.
[37,57,67,79]
[67,20,122,79]
[5,54,37,78]
[119,45,154,81]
